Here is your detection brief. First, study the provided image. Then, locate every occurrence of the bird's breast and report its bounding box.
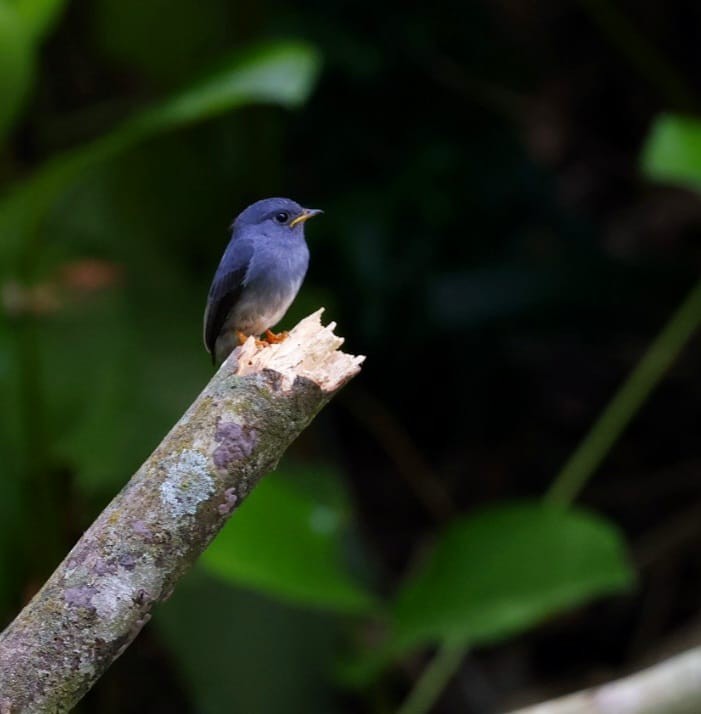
[224,240,308,336]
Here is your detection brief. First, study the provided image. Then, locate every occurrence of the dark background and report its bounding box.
[2,0,701,712]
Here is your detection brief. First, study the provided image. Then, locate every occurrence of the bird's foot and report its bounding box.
[235,329,288,348]
[236,330,268,349]
[265,329,289,344]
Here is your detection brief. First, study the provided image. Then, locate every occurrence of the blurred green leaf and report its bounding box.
[202,467,377,614]
[392,502,633,651]
[0,40,321,272]
[0,3,33,142]
[135,42,320,131]
[641,114,701,192]
[46,293,137,492]
[155,569,339,714]
[42,282,210,495]
[13,0,67,40]
[0,0,68,143]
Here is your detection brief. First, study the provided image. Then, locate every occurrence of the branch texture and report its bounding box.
[0,310,363,713]
[510,644,701,714]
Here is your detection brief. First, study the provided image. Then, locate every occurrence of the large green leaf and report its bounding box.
[0,41,321,272]
[391,502,633,651]
[641,114,701,192]
[202,467,377,615]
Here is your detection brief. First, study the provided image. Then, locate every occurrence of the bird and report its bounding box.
[203,197,322,365]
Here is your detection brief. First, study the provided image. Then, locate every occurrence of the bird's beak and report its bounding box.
[290,208,323,228]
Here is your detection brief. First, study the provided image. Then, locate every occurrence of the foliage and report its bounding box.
[2,1,700,713]
[391,503,632,652]
[0,0,67,142]
[202,466,377,614]
[156,571,341,714]
[642,114,701,190]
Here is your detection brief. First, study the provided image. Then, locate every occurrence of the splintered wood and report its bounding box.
[231,308,365,392]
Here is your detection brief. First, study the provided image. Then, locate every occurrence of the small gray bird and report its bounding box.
[203,197,322,365]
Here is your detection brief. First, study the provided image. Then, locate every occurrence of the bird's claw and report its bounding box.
[236,329,288,349]
[264,329,289,344]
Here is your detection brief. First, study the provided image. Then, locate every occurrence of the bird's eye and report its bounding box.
[274,211,289,224]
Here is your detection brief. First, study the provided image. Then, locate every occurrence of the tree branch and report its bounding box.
[0,310,363,713]
[509,644,701,714]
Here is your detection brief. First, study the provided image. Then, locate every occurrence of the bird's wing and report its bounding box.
[203,237,254,358]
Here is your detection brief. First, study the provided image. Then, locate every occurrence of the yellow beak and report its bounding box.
[290,208,323,228]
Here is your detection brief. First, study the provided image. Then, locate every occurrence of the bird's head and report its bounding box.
[233,197,322,238]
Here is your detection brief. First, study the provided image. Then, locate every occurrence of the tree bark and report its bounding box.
[509,644,701,714]
[0,310,363,713]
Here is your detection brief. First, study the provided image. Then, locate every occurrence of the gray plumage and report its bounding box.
[203,197,321,365]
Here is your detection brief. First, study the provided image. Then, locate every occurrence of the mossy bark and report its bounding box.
[0,312,362,713]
